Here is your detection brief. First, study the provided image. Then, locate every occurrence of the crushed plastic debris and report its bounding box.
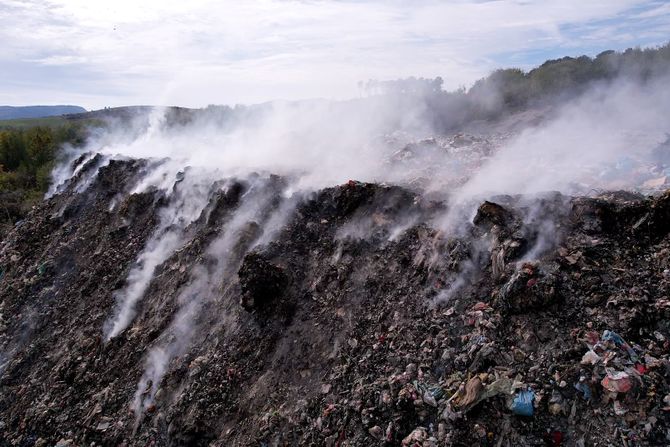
[510,390,535,416]
[601,371,633,393]
[574,381,592,400]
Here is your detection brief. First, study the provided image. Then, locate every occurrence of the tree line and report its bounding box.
[0,123,87,236]
[361,43,670,130]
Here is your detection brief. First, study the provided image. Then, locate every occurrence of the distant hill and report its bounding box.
[0,105,86,120]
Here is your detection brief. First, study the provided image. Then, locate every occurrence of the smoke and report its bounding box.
[103,163,218,341]
[455,76,670,200]
[0,306,37,377]
[0,352,7,377]
[46,149,91,198]
[430,237,492,307]
[35,58,669,369]
[45,150,108,200]
[45,70,670,214]
[73,96,439,194]
[131,176,286,421]
[250,191,300,250]
[31,57,670,421]
[431,74,670,244]
[517,194,571,262]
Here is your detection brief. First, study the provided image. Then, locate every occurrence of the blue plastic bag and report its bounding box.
[574,382,592,400]
[511,390,535,416]
[602,330,625,346]
[602,330,639,362]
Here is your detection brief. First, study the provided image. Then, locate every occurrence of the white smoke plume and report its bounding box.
[131,176,284,420]
[77,97,435,193]
[48,73,670,213]
[45,149,94,199]
[430,237,492,307]
[448,77,670,204]
[103,163,218,341]
[73,155,111,194]
[431,74,670,246]
[0,307,37,377]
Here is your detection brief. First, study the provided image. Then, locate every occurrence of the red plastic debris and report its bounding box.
[473,302,492,311]
[585,331,600,345]
[601,371,632,393]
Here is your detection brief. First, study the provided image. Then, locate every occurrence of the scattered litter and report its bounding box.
[510,390,535,416]
[601,371,632,393]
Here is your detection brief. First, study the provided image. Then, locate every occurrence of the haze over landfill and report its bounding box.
[1,1,670,446]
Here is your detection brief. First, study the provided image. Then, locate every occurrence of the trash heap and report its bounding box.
[384,133,510,190]
[384,132,670,196]
[0,154,669,446]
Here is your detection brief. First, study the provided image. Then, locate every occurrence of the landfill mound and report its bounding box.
[0,153,669,447]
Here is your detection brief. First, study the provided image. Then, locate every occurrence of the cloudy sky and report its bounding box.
[1,0,669,109]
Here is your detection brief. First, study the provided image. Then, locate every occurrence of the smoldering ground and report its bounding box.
[44,69,669,358]
[24,64,670,441]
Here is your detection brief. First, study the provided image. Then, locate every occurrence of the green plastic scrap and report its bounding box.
[413,380,445,398]
[413,380,445,407]
[459,377,514,413]
[38,262,47,275]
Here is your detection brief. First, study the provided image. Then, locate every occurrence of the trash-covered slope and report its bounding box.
[0,154,669,446]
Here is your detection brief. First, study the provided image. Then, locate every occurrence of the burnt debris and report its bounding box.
[0,155,669,446]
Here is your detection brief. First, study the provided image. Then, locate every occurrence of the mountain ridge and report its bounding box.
[0,105,87,121]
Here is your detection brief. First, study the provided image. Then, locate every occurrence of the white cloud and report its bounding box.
[0,0,668,108]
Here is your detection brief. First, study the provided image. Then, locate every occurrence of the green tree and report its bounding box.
[25,126,56,168]
[0,131,27,171]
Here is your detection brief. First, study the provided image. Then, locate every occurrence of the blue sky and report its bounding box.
[1,0,669,109]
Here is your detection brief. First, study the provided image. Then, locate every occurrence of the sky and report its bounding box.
[1,0,669,110]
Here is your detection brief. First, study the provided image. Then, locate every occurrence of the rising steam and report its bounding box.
[132,176,286,420]
[39,64,670,424]
[103,162,217,341]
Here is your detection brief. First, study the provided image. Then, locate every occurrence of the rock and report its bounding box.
[402,427,428,446]
[368,425,383,440]
[96,417,112,431]
[473,201,514,229]
[238,252,288,312]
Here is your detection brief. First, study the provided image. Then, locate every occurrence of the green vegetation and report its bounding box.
[364,43,670,130]
[468,43,670,112]
[0,115,70,130]
[0,121,89,237]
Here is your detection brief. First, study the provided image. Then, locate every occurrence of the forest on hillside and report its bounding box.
[0,123,88,236]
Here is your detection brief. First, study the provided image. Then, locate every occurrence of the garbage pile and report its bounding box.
[384,133,510,190]
[0,154,669,446]
[383,131,670,195]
